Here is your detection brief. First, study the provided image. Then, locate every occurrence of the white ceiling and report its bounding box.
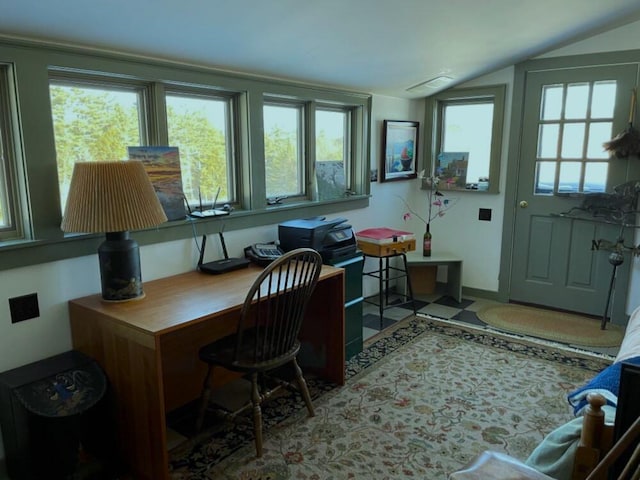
[1,0,640,99]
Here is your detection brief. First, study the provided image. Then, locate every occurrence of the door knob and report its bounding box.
[519,200,528,208]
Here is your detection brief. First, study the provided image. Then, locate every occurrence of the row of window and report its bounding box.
[0,44,371,249]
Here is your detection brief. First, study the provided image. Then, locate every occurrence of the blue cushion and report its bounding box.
[567,356,640,416]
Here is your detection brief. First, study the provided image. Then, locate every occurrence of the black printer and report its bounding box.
[278,216,357,262]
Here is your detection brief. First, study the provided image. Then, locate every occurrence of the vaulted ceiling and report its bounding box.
[1,0,640,98]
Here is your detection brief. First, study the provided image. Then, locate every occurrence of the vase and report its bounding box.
[423,224,431,257]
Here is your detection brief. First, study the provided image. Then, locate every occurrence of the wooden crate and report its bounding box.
[357,238,416,257]
[408,265,437,294]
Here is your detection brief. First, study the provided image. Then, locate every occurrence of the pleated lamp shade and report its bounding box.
[61,161,168,302]
[61,160,167,233]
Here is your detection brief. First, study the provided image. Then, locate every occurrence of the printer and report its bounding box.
[278,216,357,263]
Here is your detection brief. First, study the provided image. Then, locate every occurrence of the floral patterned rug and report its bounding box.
[168,315,610,480]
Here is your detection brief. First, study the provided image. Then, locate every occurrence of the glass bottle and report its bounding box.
[423,223,432,257]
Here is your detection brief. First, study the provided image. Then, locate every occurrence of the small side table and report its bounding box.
[359,239,417,330]
[403,250,463,303]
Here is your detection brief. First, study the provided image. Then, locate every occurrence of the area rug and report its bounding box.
[476,304,625,348]
[168,315,610,479]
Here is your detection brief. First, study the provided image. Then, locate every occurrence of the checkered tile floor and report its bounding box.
[362,290,500,340]
[362,290,620,357]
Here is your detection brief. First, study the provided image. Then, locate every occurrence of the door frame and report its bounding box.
[499,49,640,317]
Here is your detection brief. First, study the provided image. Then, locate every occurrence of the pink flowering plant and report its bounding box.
[398,173,457,229]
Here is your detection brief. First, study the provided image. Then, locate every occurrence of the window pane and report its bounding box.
[442,102,493,184]
[565,83,589,119]
[560,123,585,158]
[537,124,559,158]
[591,81,616,118]
[50,82,143,210]
[584,162,607,193]
[263,104,303,198]
[558,162,582,193]
[166,93,230,207]
[535,161,556,194]
[316,109,347,200]
[586,122,612,159]
[541,85,563,120]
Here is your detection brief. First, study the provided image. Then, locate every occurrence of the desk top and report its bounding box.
[69,264,343,336]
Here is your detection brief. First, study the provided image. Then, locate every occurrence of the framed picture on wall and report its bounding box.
[380,120,419,182]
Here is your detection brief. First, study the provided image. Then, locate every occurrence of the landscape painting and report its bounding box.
[128,146,186,221]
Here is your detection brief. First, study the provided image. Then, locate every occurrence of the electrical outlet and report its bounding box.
[479,208,492,221]
[9,293,40,323]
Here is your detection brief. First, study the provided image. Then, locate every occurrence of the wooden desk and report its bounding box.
[68,264,345,480]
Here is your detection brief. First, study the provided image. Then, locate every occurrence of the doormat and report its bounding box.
[476,304,625,348]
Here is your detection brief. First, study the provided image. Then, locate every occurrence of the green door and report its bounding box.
[510,63,640,324]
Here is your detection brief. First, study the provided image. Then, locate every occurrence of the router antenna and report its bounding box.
[213,186,220,208]
[219,230,229,260]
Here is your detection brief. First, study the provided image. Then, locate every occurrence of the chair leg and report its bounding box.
[250,372,264,457]
[292,358,315,417]
[195,365,214,433]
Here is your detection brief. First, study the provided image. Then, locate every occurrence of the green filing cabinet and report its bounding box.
[328,252,364,360]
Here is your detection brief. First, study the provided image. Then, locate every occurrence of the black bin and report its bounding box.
[0,350,119,479]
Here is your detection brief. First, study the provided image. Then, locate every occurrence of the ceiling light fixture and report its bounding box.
[406,75,454,92]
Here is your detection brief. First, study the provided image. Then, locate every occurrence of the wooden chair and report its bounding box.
[195,248,322,457]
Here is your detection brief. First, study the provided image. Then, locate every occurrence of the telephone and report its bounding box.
[244,243,284,266]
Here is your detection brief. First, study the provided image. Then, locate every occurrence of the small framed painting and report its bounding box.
[380,120,419,182]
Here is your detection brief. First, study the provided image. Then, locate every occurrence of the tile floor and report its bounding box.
[362,290,621,358]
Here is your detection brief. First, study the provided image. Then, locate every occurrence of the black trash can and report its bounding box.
[0,350,120,479]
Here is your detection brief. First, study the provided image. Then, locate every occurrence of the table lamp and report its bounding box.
[61,161,168,302]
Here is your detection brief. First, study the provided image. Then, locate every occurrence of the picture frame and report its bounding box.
[380,120,419,182]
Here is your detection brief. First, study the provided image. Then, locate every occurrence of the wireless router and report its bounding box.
[189,186,230,218]
[197,233,250,274]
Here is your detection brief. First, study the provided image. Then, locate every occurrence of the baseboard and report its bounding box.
[460,286,502,302]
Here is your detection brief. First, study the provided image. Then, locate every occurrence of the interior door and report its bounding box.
[510,64,639,324]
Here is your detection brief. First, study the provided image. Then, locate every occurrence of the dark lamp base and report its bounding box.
[98,231,145,302]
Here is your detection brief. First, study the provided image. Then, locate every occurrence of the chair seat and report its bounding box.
[199,329,300,373]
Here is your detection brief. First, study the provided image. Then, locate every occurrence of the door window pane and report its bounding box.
[541,85,563,120]
[584,162,607,193]
[565,83,589,119]
[591,81,617,118]
[560,123,585,158]
[535,161,556,194]
[263,103,303,198]
[558,162,582,193]
[537,124,559,158]
[166,93,231,208]
[586,122,612,159]
[50,81,144,211]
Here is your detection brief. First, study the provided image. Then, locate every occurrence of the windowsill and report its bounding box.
[0,195,370,271]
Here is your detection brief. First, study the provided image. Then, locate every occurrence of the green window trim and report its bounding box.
[0,37,371,272]
[424,84,506,194]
